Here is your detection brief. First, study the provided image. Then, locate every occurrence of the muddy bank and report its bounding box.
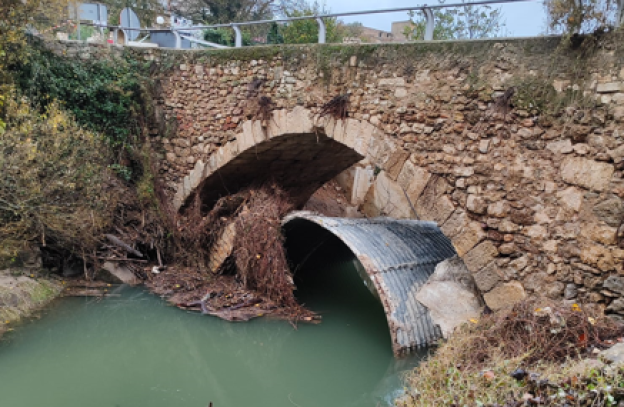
[0,270,62,338]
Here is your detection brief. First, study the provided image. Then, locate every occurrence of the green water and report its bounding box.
[0,248,424,407]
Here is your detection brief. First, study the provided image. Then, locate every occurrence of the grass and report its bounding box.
[0,271,62,336]
[398,300,624,406]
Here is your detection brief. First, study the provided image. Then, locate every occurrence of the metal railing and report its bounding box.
[84,0,540,48]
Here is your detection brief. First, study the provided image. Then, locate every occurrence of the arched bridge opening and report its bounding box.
[283,212,457,356]
[188,132,363,214]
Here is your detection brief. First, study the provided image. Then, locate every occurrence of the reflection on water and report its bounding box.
[0,243,424,407]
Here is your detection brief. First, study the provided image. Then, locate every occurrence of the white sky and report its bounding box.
[326,0,548,37]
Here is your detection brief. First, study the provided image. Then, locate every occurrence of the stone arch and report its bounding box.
[283,211,457,356]
[172,107,519,312]
[174,106,393,212]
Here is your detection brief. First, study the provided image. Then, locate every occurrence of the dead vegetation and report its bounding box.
[400,299,624,407]
[168,183,316,322]
[318,93,351,120]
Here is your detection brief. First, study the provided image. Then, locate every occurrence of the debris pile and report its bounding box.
[153,183,317,322]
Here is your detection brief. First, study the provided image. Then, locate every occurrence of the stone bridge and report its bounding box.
[53,34,624,319]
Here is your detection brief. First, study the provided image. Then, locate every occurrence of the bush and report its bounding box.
[0,93,114,260]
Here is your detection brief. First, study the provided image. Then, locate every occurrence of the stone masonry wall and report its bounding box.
[52,36,624,318]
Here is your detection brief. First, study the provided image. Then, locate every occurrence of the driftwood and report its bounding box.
[105,234,143,258]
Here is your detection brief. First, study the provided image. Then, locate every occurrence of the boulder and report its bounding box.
[483,281,526,311]
[416,256,483,337]
[99,262,139,285]
[600,343,624,367]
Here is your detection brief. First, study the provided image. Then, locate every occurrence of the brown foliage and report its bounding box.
[318,93,351,120]
[457,300,624,369]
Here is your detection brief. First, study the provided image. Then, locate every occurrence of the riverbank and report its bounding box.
[397,300,624,407]
[0,270,62,338]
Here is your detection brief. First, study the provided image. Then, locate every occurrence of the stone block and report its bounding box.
[415,256,483,337]
[463,241,499,274]
[415,179,455,224]
[452,221,486,257]
[483,281,526,311]
[382,149,410,181]
[238,121,256,151]
[398,160,431,205]
[582,224,617,245]
[378,77,405,87]
[546,139,573,154]
[472,261,501,292]
[268,109,288,138]
[353,121,375,157]
[581,244,615,272]
[441,209,469,238]
[557,187,584,212]
[364,171,413,219]
[560,157,614,191]
[597,82,622,93]
[603,275,624,295]
[286,105,313,134]
[467,195,487,214]
[593,196,624,227]
[487,201,509,218]
[189,160,204,190]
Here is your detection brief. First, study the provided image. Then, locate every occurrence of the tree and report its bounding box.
[403,0,505,41]
[279,0,343,44]
[100,0,165,28]
[171,0,276,24]
[545,0,621,34]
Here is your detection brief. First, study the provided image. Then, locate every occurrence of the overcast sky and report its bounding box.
[327,0,548,38]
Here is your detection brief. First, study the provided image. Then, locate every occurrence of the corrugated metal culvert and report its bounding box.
[283,211,457,356]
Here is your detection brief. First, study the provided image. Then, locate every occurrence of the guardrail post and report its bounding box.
[616,0,623,26]
[173,31,182,48]
[232,24,242,47]
[423,7,434,41]
[316,17,326,44]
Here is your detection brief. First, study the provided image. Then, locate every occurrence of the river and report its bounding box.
[0,241,425,407]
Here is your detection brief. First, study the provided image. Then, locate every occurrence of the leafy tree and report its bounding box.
[171,0,276,24]
[267,22,284,44]
[279,0,343,44]
[100,0,165,29]
[203,27,253,46]
[545,0,621,34]
[403,0,505,40]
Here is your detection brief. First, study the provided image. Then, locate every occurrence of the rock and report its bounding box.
[545,281,565,299]
[606,298,624,313]
[487,201,509,218]
[604,275,624,295]
[464,241,499,273]
[498,219,521,233]
[546,139,573,154]
[416,256,483,337]
[560,157,614,191]
[483,281,526,311]
[581,244,614,271]
[467,195,487,214]
[564,283,578,299]
[600,343,624,366]
[593,196,624,227]
[99,262,139,285]
[597,82,622,93]
[557,187,584,212]
[472,261,501,292]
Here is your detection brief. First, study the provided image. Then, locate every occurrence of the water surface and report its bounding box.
[0,248,424,407]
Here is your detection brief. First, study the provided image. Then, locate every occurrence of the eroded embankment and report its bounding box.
[0,271,62,338]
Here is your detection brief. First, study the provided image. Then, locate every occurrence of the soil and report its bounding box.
[303,180,364,218]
